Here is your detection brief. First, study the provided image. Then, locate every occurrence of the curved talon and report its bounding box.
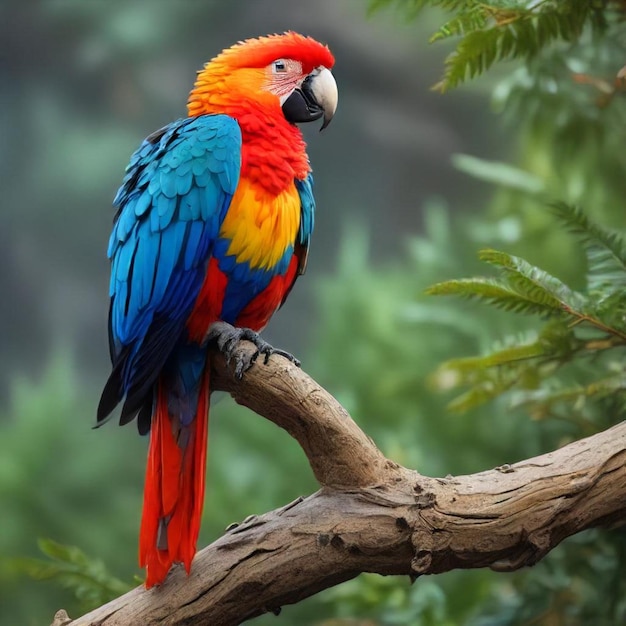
[207,321,300,377]
[270,348,301,367]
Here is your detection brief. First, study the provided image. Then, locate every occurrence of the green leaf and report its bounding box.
[446,382,510,413]
[372,0,602,90]
[38,538,87,566]
[509,369,626,427]
[550,202,626,292]
[478,249,587,311]
[9,539,132,611]
[429,5,487,43]
[435,27,502,91]
[452,154,545,193]
[440,342,547,373]
[426,277,563,316]
[426,249,589,318]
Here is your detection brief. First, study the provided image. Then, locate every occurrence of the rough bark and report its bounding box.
[59,342,626,626]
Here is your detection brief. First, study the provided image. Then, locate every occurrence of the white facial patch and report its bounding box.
[265,59,304,102]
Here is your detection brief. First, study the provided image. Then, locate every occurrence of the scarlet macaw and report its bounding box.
[97,32,337,587]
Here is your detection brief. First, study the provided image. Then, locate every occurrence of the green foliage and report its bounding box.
[427,246,587,315]
[475,530,626,625]
[428,206,626,417]
[322,575,455,625]
[425,277,557,315]
[0,353,145,623]
[488,32,626,223]
[370,0,614,90]
[10,539,130,612]
[550,202,626,292]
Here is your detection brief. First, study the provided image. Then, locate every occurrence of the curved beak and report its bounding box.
[282,67,338,131]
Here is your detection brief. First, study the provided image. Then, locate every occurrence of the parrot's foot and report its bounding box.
[207,321,300,379]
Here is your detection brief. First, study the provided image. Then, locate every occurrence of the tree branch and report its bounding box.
[62,342,626,626]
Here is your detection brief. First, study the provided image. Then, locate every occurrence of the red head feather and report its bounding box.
[212,31,334,74]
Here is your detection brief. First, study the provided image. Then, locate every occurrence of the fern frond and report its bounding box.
[434,321,580,381]
[478,249,588,311]
[429,313,597,409]
[440,341,546,373]
[426,250,589,318]
[446,383,509,413]
[511,371,626,414]
[434,3,593,91]
[550,202,626,292]
[371,0,606,89]
[430,4,487,43]
[425,277,563,316]
[590,291,626,333]
[434,27,502,91]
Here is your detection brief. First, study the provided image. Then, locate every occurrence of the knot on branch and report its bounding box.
[50,610,72,626]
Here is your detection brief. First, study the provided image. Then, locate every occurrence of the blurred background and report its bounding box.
[2,1,625,624]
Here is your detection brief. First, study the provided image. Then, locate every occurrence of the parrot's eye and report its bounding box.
[273,60,287,73]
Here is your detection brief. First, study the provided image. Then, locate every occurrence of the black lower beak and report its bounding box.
[282,80,324,126]
[282,70,337,130]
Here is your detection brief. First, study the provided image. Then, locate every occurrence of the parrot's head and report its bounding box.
[188,32,337,132]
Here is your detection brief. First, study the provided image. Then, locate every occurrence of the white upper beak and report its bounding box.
[311,67,338,129]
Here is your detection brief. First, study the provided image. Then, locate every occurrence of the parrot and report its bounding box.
[96,32,337,587]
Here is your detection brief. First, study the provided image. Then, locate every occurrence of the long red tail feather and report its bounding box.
[139,368,210,587]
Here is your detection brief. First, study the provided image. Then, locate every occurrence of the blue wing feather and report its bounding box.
[293,174,315,278]
[295,174,315,248]
[98,114,241,423]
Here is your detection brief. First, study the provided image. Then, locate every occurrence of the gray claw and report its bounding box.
[207,321,301,376]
